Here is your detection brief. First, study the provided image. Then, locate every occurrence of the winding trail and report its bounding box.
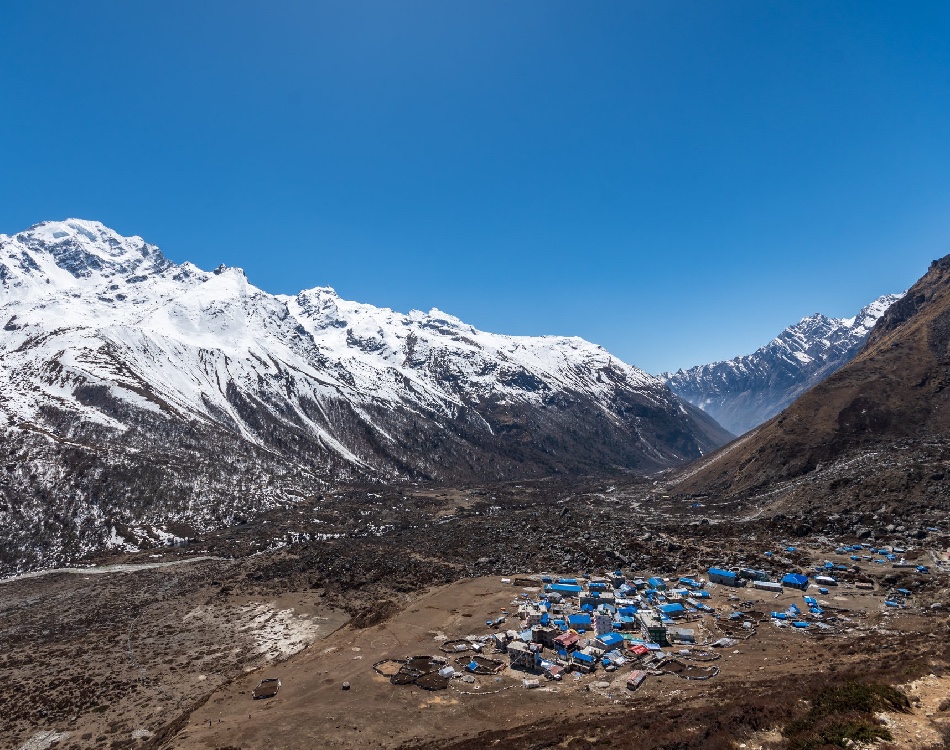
[0,555,223,584]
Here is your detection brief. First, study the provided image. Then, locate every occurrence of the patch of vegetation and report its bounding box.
[784,682,910,750]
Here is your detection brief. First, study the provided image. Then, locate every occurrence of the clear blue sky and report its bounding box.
[2,1,949,373]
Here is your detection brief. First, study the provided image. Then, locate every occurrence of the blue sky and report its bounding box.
[2,1,949,373]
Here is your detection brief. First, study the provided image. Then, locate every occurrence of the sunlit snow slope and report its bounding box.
[0,220,730,572]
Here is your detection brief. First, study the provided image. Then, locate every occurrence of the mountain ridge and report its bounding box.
[0,219,730,573]
[664,293,902,435]
[670,252,950,510]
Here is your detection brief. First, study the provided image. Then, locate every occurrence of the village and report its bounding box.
[10,473,946,750]
[359,538,940,699]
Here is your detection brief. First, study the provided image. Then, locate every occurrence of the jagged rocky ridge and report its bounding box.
[672,253,950,511]
[0,220,730,573]
[664,294,902,435]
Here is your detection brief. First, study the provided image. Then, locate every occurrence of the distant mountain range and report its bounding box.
[0,220,730,572]
[664,294,902,435]
[672,253,950,526]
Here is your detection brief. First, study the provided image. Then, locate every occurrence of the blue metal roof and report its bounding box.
[708,567,738,578]
[547,583,583,594]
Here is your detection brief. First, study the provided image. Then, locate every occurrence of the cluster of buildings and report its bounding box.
[485,559,867,680]
[477,571,722,682]
[707,565,835,593]
[383,547,934,693]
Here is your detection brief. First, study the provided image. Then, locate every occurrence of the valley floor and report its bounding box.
[2,477,949,750]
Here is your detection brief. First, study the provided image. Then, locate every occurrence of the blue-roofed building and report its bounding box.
[595,632,625,651]
[571,650,597,672]
[708,567,744,587]
[567,613,592,630]
[546,583,583,595]
[782,573,809,591]
[658,603,686,619]
[647,577,666,590]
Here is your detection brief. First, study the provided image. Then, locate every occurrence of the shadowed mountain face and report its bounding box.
[674,254,950,501]
[665,295,901,436]
[0,220,731,572]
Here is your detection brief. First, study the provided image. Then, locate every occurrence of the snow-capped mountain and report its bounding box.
[0,219,730,572]
[664,294,903,436]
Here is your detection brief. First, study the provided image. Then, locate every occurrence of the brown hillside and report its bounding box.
[675,253,950,497]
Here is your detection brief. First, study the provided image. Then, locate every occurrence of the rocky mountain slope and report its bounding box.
[0,219,730,572]
[671,253,950,522]
[665,294,902,435]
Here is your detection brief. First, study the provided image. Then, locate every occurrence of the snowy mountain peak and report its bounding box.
[847,293,904,334]
[20,218,142,247]
[0,220,733,551]
[665,293,904,435]
[0,219,733,571]
[1,219,175,300]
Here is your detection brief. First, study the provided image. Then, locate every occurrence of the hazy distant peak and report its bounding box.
[665,293,904,435]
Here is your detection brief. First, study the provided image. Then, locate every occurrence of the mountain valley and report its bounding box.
[666,294,902,436]
[2,223,950,750]
[0,220,729,574]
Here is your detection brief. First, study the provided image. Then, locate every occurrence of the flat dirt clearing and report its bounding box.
[175,577,537,749]
[169,573,935,750]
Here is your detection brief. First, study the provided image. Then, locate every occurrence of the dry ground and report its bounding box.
[3,477,948,750]
[171,570,948,750]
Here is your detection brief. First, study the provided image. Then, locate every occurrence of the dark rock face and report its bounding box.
[665,295,901,436]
